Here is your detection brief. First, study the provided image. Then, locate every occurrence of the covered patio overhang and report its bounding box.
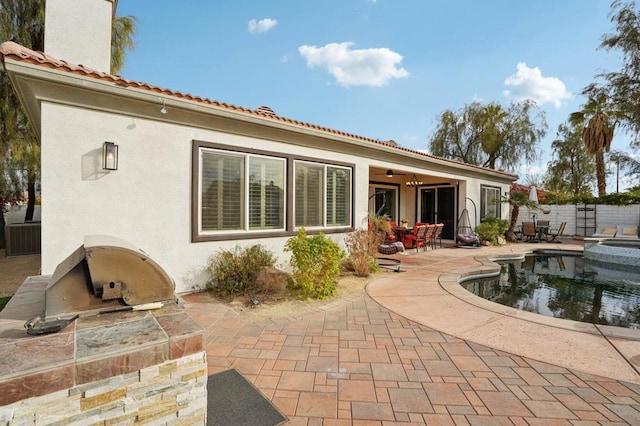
[368,166,463,241]
[368,162,516,243]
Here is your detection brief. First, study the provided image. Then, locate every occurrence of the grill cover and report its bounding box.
[44,235,176,319]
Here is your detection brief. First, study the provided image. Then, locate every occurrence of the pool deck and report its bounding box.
[184,238,640,424]
[368,241,640,385]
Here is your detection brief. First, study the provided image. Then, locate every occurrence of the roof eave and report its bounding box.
[1,47,518,182]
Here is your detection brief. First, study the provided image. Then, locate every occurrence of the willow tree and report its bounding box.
[570,94,617,196]
[545,122,596,196]
[0,0,136,227]
[429,100,547,172]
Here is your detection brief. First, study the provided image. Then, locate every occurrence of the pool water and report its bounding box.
[460,254,640,329]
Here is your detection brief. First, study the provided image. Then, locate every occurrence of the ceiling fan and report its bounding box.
[376,169,407,178]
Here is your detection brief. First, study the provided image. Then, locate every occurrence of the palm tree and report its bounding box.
[502,190,539,242]
[570,93,617,197]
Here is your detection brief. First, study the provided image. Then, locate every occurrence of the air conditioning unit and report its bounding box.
[4,222,41,256]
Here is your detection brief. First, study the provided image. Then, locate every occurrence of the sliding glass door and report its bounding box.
[419,186,456,240]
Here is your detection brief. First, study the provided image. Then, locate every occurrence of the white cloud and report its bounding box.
[248,18,277,34]
[298,42,409,87]
[503,63,572,108]
[518,163,546,177]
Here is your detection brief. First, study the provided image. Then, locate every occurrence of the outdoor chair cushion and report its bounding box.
[614,226,639,239]
[592,226,617,238]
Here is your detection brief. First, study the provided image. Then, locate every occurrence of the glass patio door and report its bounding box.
[419,186,456,240]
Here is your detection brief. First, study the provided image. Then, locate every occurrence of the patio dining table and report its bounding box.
[393,226,414,244]
[536,225,549,241]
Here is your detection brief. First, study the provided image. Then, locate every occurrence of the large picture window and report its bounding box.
[480,185,501,219]
[295,162,351,228]
[200,149,285,233]
[193,141,353,241]
[369,186,398,221]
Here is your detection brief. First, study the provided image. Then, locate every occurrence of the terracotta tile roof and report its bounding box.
[0,41,516,179]
[511,182,549,197]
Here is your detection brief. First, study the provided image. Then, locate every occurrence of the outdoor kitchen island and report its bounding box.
[0,239,207,425]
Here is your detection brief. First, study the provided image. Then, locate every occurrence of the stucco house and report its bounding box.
[1,0,516,294]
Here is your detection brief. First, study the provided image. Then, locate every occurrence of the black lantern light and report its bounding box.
[103,142,118,170]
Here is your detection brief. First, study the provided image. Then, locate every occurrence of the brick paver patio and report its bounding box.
[184,243,640,424]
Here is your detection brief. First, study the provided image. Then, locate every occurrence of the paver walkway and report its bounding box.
[184,242,640,424]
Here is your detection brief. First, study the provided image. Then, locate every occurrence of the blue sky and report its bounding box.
[117,0,624,188]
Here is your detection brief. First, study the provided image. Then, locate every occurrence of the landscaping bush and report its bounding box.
[206,244,276,297]
[475,216,509,245]
[284,228,345,299]
[343,228,382,277]
[544,191,640,206]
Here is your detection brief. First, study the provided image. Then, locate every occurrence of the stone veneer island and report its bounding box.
[0,276,207,425]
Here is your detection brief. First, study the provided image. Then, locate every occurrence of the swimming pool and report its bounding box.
[460,253,640,329]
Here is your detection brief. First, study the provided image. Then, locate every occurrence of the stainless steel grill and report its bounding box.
[25,235,176,334]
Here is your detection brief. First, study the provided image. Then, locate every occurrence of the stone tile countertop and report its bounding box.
[0,276,204,406]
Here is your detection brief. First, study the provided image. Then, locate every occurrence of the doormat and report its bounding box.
[207,368,288,426]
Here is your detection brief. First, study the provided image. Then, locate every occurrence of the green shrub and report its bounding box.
[344,228,382,277]
[544,191,640,206]
[284,228,345,299]
[475,216,509,245]
[206,245,276,297]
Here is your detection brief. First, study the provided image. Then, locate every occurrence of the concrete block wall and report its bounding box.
[520,205,575,234]
[596,205,640,227]
[2,205,41,224]
[519,204,640,237]
[0,352,208,425]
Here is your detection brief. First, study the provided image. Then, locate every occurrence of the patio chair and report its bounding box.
[546,222,566,242]
[592,225,617,238]
[399,223,420,247]
[420,224,437,251]
[614,225,639,240]
[431,223,444,249]
[420,224,436,252]
[522,222,537,242]
[536,220,550,239]
[385,231,397,244]
[403,224,428,251]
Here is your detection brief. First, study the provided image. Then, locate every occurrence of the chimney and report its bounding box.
[44,0,115,73]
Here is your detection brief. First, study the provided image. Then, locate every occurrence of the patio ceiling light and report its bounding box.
[386,169,394,178]
[102,141,118,171]
[405,174,423,187]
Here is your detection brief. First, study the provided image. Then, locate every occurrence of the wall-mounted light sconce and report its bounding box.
[103,141,118,170]
[405,174,423,187]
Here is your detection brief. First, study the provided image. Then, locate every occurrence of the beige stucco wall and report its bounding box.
[44,0,113,72]
[39,100,512,293]
[39,103,368,292]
